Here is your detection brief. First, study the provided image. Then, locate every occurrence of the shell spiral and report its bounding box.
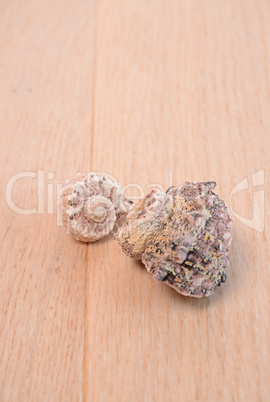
[115,181,233,298]
[61,173,132,242]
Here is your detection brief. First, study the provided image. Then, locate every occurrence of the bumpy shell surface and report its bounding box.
[115,181,232,298]
[61,173,132,242]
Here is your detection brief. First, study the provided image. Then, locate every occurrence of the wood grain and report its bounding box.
[0,0,270,401]
[0,0,93,400]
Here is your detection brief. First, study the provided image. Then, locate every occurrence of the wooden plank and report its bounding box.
[0,0,94,400]
[86,1,270,401]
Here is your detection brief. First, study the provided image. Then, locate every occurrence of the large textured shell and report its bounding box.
[115,181,233,298]
[61,173,132,242]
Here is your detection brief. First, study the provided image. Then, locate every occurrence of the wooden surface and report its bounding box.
[0,0,269,401]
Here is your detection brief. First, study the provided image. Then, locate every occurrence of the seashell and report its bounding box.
[115,181,233,298]
[61,173,133,242]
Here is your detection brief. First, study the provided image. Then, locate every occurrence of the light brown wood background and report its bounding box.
[0,0,269,401]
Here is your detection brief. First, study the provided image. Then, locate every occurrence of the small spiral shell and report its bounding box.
[61,173,132,242]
